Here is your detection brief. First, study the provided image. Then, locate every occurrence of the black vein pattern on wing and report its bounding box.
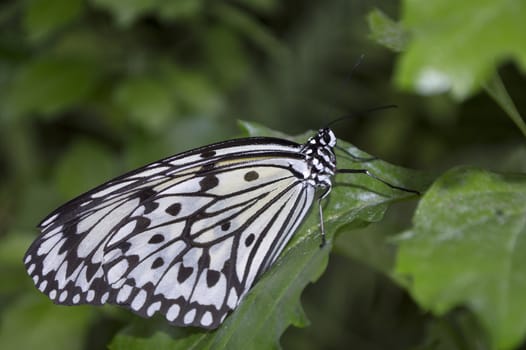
[255,185,311,278]
[100,168,309,328]
[26,159,300,299]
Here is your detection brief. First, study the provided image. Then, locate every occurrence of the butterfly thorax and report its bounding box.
[301,128,337,188]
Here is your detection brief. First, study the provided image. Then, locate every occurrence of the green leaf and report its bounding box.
[334,200,418,275]
[113,76,176,131]
[396,167,526,349]
[23,0,83,41]
[110,121,427,349]
[6,57,100,119]
[367,8,409,52]
[394,0,526,99]
[0,293,93,350]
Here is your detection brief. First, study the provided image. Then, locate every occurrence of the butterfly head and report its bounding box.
[318,128,337,147]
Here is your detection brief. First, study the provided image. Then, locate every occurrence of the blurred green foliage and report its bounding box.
[394,0,526,100]
[0,0,525,349]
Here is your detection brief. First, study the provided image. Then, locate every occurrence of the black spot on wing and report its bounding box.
[244,171,259,182]
[119,241,132,253]
[245,233,255,247]
[142,201,159,215]
[148,234,165,244]
[206,270,220,287]
[199,175,219,192]
[133,217,151,233]
[151,257,164,269]
[165,203,181,216]
[177,266,194,283]
[221,221,230,231]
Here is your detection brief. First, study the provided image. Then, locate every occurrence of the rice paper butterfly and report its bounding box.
[23,124,417,329]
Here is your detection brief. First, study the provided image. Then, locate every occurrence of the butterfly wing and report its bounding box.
[24,137,316,329]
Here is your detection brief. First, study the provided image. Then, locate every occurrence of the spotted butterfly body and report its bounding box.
[24,128,337,329]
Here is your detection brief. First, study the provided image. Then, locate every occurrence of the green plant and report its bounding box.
[0,0,525,349]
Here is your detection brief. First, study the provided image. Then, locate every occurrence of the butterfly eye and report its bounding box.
[322,129,336,146]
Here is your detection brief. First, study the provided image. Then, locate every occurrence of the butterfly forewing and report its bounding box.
[23,133,334,329]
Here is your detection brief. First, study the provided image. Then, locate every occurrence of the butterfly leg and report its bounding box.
[317,186,332,248]
[318,198,326,247]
